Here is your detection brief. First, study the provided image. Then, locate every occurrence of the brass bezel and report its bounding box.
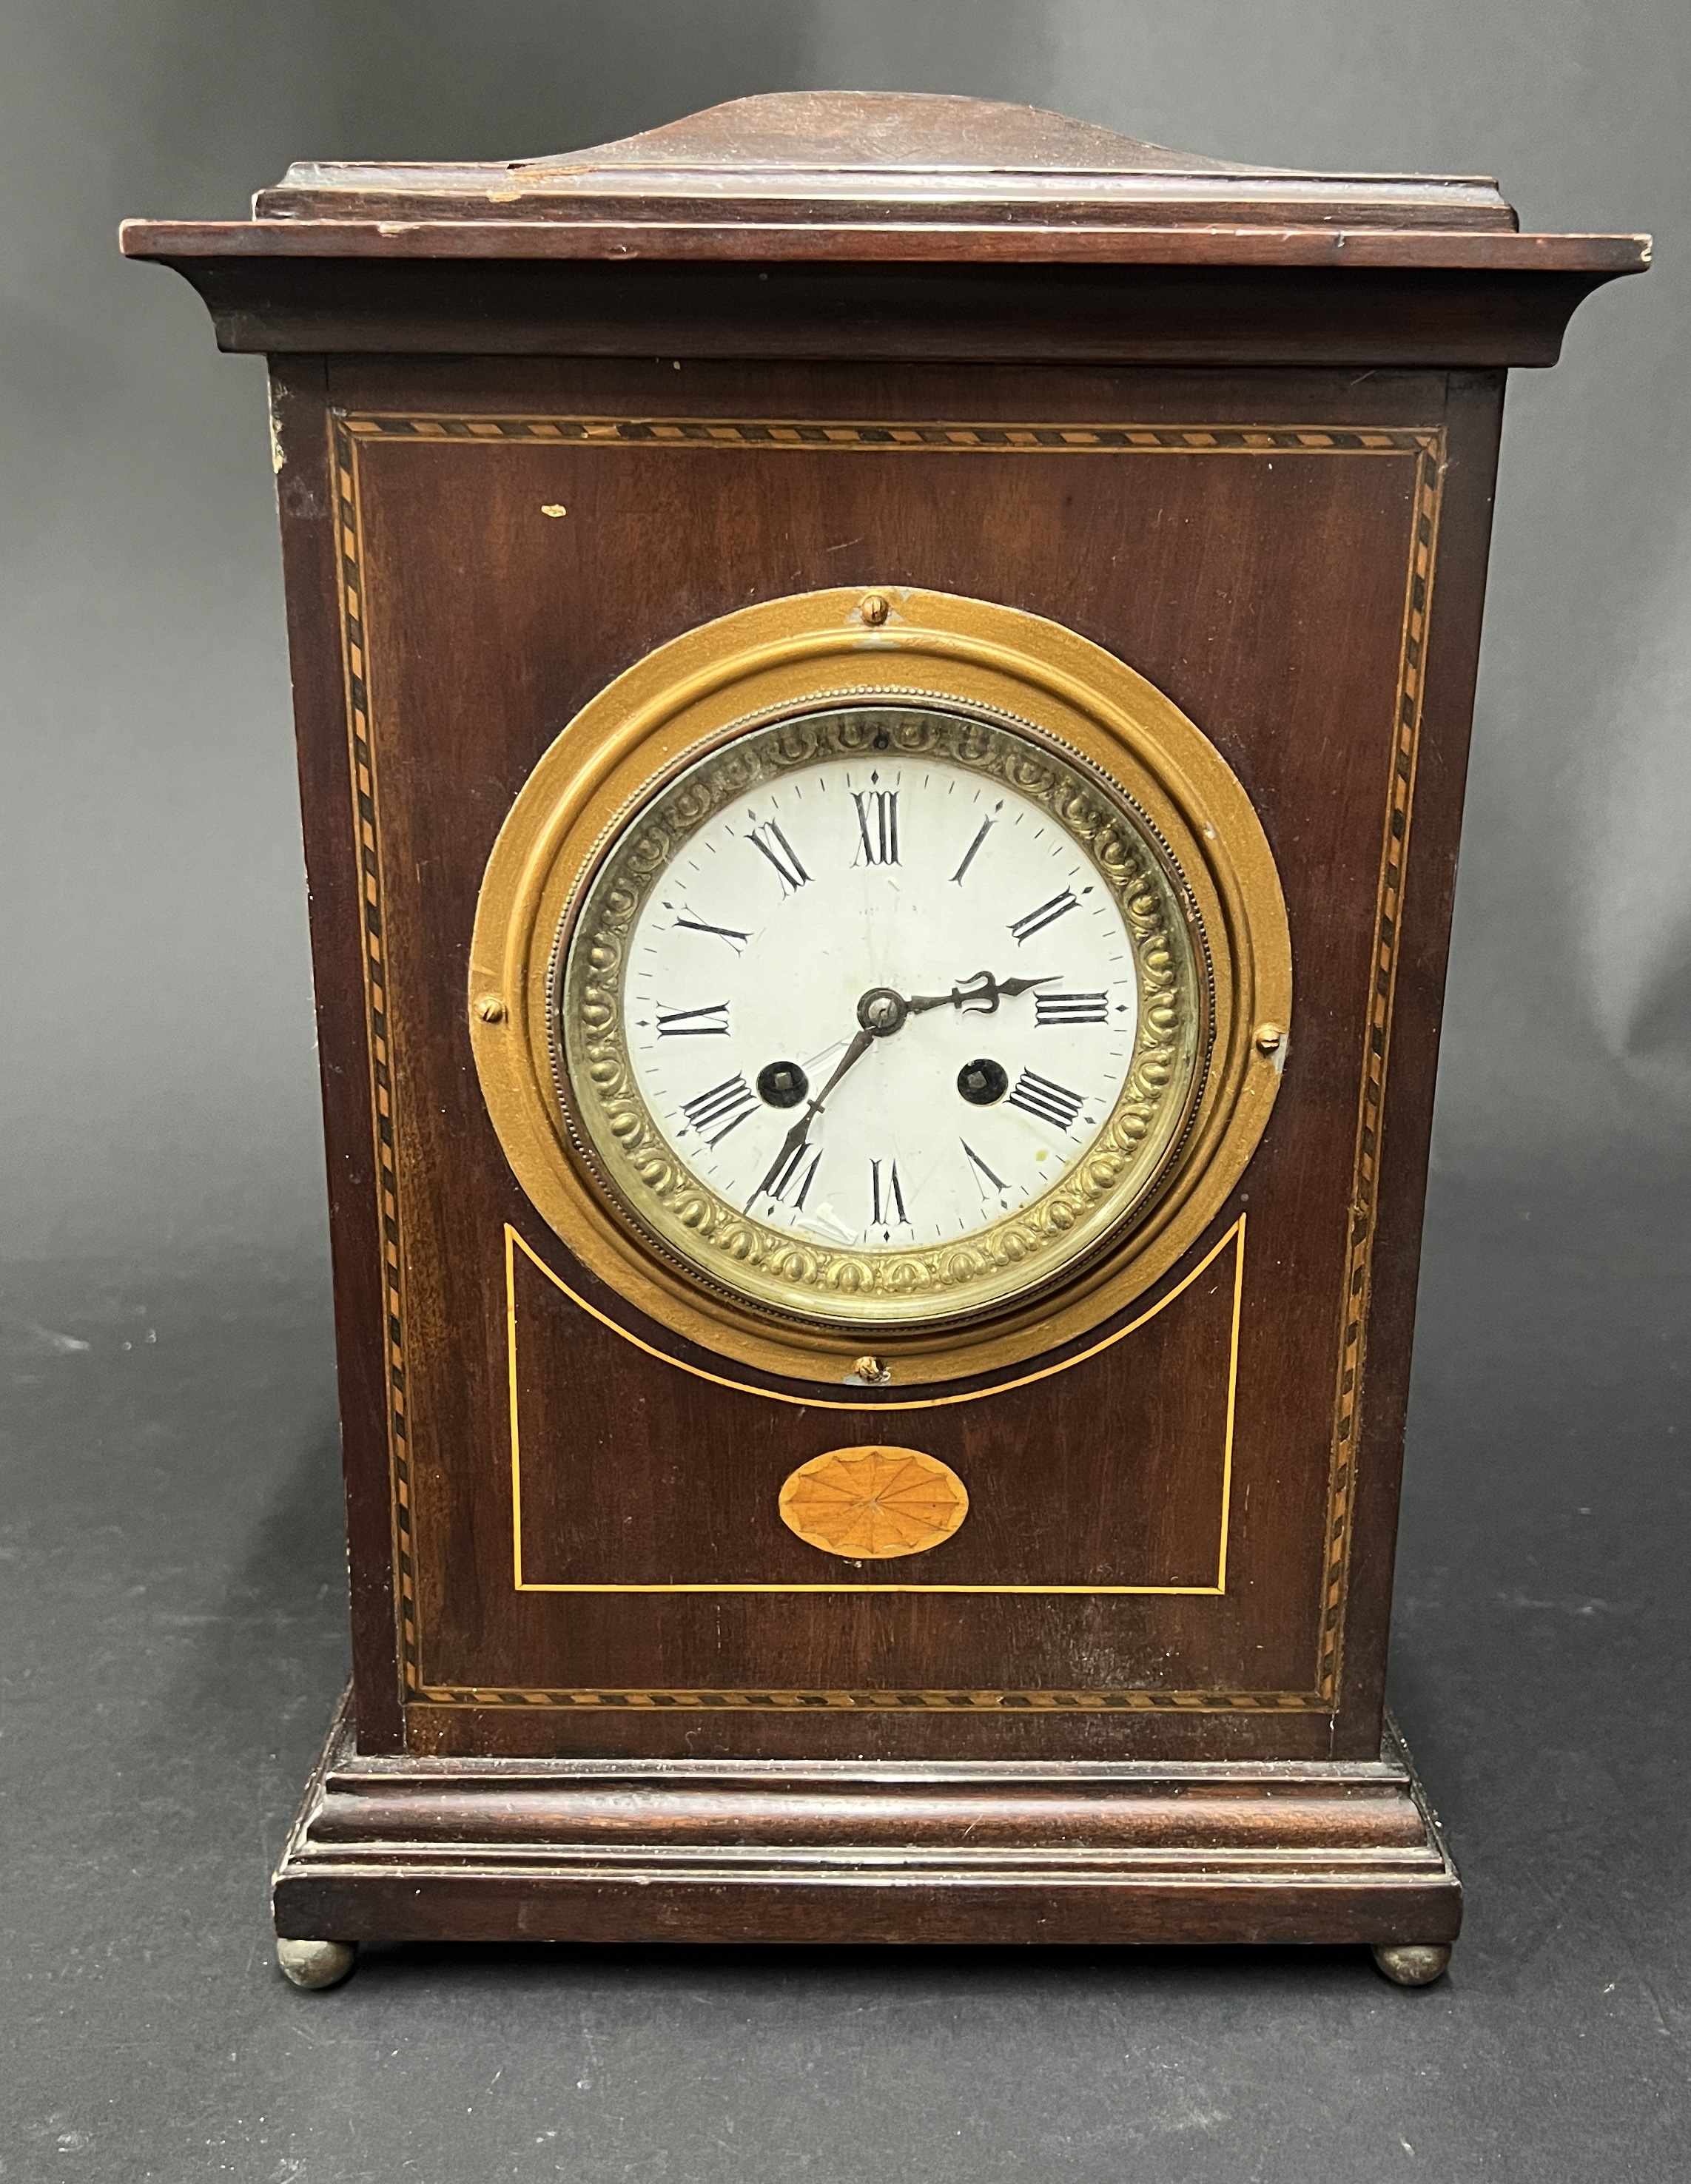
[555,698,1211,1331]
[468,586,1291,1387]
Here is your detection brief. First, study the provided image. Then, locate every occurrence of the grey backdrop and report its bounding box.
[2,0,1687,1260]
[2,4,1687,2181]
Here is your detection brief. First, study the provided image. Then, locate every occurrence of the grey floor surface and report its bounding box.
[1,1160,1686,2183]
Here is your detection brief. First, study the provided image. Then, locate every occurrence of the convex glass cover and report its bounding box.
[557,704,1208,1328]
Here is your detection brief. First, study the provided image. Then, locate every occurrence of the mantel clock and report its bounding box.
[124,92,1647,1989]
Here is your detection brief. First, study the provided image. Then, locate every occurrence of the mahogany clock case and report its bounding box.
[272,351,1476,1770]
[121,95,1647,1956]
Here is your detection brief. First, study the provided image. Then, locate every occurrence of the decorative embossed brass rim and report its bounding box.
[469,586,1291,1387]
[553,698,1210,1327]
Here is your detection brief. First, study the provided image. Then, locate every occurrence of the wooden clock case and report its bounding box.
[123,93,1646,1983]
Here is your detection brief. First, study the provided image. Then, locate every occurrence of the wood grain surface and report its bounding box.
[252,354,1502,1766]
[272,1687,1462,1947]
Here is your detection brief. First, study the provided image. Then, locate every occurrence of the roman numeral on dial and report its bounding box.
[747,818,811,894]
[656,1002,730,1037]
[1005,1069,1086,1132]
[961,1140,1008,1196]
[1034,991,1109,1025]
[949,801,1003,886]
[1009,889,1080,944]
[762,1139,821,1209]
[679,1074,759,1146]
[852,787,900,866]
[673,912,750,952]
[870,1157,908,1227]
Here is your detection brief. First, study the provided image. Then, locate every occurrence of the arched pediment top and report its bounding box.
[518,91,1256,177]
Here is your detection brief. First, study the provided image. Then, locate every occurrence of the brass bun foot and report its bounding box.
[276,1937,357,1990]
[1371,1942,1452,1986]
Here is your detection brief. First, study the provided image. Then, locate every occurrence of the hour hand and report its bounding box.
[907,970,1057,1017]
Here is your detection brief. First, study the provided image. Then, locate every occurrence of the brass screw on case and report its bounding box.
[1254,1022,1285,1054]
[858,592,890,625]
[475,995,508,1024]
[853,1355,890,1383]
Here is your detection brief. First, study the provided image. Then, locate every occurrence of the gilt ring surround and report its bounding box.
[468,586,1291,1389]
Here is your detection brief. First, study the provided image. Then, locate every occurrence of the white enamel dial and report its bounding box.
[618,752,1139,1251]
[557,702,1207,1330]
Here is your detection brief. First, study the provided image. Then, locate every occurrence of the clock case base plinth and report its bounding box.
[272,1688,1459,1955]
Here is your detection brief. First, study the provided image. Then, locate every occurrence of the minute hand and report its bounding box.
[907,971,1056,1017]
[749,1025,875,1206]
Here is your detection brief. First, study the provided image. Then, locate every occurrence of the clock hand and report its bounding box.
[750,972,1055,1207]
[808,1022,882,1111]
[906,971,1058,1017]
[747,985,914,1208]
[750,1025,875,1205]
